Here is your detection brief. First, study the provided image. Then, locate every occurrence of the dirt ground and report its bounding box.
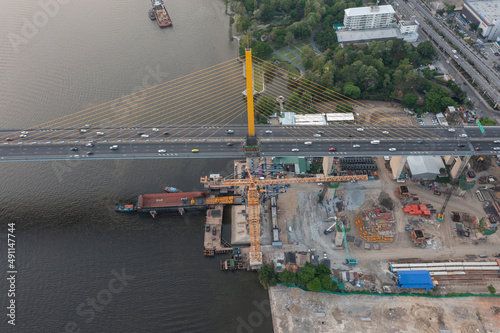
[269,284,500,333]
[277,156,500,268]
[354,100,419,126]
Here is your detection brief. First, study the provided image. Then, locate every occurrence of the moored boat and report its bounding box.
[164,187,182,193]
[148,9,156,20]
[115,204,137,212]
[150,0,172,27]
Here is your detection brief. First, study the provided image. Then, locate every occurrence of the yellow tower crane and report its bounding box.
[201,167,368,268]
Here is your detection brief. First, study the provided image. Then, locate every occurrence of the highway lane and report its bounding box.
[395,0,500,105]
[2,138,500,162]
[2,124,500,144]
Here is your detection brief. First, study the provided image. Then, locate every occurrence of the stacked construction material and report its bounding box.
[403,204,431,216]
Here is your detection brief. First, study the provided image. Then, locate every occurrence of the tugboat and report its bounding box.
[115,204,136,212]
[164,187,182,193]
[150,0,172,27]
[148,9,156,20]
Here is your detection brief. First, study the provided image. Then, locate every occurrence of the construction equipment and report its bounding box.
[341,219,357,265]
[324,218,337,234]
[201,168,367,267]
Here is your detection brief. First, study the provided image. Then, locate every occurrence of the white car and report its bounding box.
[304,141,312,145]
[85,143,94,147]
[292,148,299,152]
[80,129,87,133]
[357,128,364,131]
[20,134,27,138]
[21,131,29,134]
[265,130,273,134]
[494,147,500,150]
[313,134,321,137]
[448,128,455,132]
[382,131,389,134]
[110,145,118,150]
[459,134,468,138]
[389,148,396,151]
[141,134,149,138]
[158,149,167,153]
[494,140,500,144]
[96,132,104,136]
[353,144,360,148]
[226,130,234,134]
[152,128,159,132]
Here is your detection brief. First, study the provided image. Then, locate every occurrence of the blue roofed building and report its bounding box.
[397,270,434,291]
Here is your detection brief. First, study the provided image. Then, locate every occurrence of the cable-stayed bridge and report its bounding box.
[1,51,498,162]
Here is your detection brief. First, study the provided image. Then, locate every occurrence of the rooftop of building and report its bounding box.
[345,5,395,17]
[465,0,500,25]
[336,27,400,43]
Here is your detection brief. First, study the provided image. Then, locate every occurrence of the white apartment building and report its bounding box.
[344,5,395,30]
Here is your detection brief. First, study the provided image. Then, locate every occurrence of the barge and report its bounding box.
[150,0,172,27]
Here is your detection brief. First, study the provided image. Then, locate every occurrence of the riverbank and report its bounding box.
[269,284,500,332]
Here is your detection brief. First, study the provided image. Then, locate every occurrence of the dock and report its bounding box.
[203,205,233,256]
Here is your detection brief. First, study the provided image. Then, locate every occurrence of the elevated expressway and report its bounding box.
[1,125,499,162]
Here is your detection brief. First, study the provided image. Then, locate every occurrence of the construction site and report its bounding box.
[197,51,500,331]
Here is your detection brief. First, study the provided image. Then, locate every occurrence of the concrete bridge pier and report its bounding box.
[449,155,471,180]
[322,156,334,176]
[390,156,407,180]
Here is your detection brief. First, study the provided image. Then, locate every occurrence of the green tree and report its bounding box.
[336,103,353,113]
[285,31,295,46]
[260,4,274,23]
[479,117,497,125]
[315,263,331,277]
[320,275,337,291]
[236,15,251,34]
[402,93,418,109]
[417,41,436,59]
[288,91,300,108]
[258,263,277,289]
[343,84,361,99]
[255,96,277,116]
[279,270,297,286]
[297,262,316,286]
[424,92,442,113]
[440,97,456,111]
[302,91,312,107]
[444,2,455,14]
[306,277,322,291]
[487,284,496,294]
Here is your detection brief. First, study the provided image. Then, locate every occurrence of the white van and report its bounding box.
[370,140,380,145]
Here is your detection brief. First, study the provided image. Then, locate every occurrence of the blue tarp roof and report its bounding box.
[397,270,434,291]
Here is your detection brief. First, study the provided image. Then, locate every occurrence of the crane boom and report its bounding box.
[200,169,367,268]
[341,220,357,265]
[201,174,368,187]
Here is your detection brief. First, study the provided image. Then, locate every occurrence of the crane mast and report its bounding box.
[200,167,366,268]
